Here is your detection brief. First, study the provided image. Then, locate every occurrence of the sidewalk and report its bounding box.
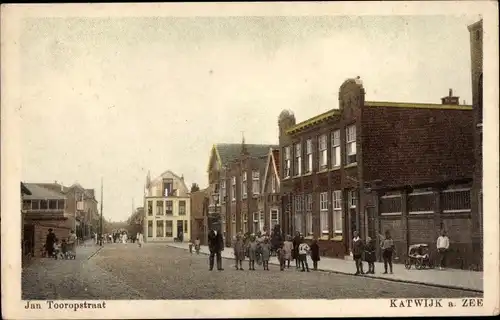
[166,242,483,292]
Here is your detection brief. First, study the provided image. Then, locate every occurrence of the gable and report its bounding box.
[262,148,280,193]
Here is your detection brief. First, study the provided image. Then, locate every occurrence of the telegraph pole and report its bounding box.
[100,177,103,246]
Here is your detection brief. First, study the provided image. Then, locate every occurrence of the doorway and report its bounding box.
[177,220,183,240]
[366,206,376,240]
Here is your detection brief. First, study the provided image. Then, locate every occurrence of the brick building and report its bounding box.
[468,19,483,270]
[257,148,281,234]
[190,188,209,245]
[278,77,476,267]
[206,141,277,246]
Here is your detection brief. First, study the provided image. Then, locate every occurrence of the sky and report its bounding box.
[19,15,481,222]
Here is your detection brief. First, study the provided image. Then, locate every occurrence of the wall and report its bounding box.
[362,106,474,187]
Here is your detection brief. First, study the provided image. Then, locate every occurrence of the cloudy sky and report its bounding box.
[19,14,481,222]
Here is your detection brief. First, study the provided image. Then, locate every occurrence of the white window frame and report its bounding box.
[294,143,302,176]
[220,180,226,203]
[270,209,279,230]
[306,211,313,237]
[332,190,343,233]
[231,176,236,202]
[259,211,265,233]
[346,124,357,165]
[348,190,357,208]
[242,172,247,199]
[305,139,313,173]
[318,134,328,170]
[284,146,291,178]
[319,192,329,236]
[252,170,260,195]
[331,130,341,168]
[271,174,276,193]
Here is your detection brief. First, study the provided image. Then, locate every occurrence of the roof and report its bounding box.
[272,148,280,177]
[286,109,341,135]
[23,183,67,200]
[209,143,278,171]
[365,101,473,111]
[21,182,32,195]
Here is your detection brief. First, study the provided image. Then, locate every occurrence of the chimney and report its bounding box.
[441,88,460,105]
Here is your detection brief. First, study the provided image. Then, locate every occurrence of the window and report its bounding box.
[156,200,164,215]
[220,180,226,203]
[22,200,31,210]
[231,176,236,201]
[270,210,279,229]
[165,201,173,215]
[252,170,260,195]
[184,220,188,233]
[304,139,313,173]
[231,213,237,239]
[242,172,247,199]
[242,213,248,234]
[271,174,277,193]
[320,192,329,236]
[179,200,186,215]
[294,143,302,176]
[31,200,40,210]
[305,194,313,236]
[163,179,173,197]
[148,201,153,215]
[253,212,264,233]
[318,134,327,170]
[148,221,153,237]
[165,220,173,237]
[49,200,57,210]
[294,194,305,235]
[348,190,357,208]
[40,200,48,210]
[284,146,291,178]
[156,220,164,237]
[331,130,341,168]
[57,200,65,210]
[332,190,343,233]
[346,124,357,165]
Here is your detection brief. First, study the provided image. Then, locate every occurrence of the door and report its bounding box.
[177,220,183,239]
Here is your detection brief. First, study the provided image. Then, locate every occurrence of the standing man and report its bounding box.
[45,229,56,258]
[208,228,224,271]
[436,230,450,270]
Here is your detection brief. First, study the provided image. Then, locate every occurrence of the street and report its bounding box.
[22,244,481,300]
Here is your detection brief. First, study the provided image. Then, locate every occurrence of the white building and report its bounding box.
[143,170,191,242]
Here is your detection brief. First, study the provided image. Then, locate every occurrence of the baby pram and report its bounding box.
[404,244,434,270]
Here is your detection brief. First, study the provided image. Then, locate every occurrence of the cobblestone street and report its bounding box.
[22,243,481,300]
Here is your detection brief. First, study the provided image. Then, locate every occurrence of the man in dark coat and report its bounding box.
[270,224,284,255]
[45,229,57,257]
[292,231,301,269]
[208,228,224,271]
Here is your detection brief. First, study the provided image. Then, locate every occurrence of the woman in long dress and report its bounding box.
[137,232,144,247]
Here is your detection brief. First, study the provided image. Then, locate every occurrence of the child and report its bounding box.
[188,240,193,254]
[194,237,201,254]
[283,235,293,268]
[310,238,320,271]
[298,237,310,272]
[277,243,286,271]
[53,240,61,260]
[247,236,258,271]
[364,236,376,274]
[260,238,271,271]
[233,234,245,270]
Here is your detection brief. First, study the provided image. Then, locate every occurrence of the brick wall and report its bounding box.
[362,106,474,187]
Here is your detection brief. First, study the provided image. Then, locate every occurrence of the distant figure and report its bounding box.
[68,230,77,257]
[310,238,320,271]
[233,234,246,270]
[137,232,144,248]
[292,232,301,269]
[380,230,395,274]
[282,235,293,268]
[247,235,258,271]
[364,236,376,274]
[194,237,201,254]
[45,229,56,258]
[298,237,310,272]
[436,230,450,270]
[260,237,271,271]
[207,229,224,271]
[352,231,365,275]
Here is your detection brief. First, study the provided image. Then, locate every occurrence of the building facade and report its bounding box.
[206,142,278,246]
[190,188,209,245]
[468,19,483,270]
[22,183,73,257]
[278,77,476,266]
[143,170,191,242]
[257,148,281,235]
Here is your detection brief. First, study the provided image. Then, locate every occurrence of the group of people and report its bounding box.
[351,230,395,275]
[44,228,77,259]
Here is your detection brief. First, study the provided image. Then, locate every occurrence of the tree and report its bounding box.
[190,183,200,193]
